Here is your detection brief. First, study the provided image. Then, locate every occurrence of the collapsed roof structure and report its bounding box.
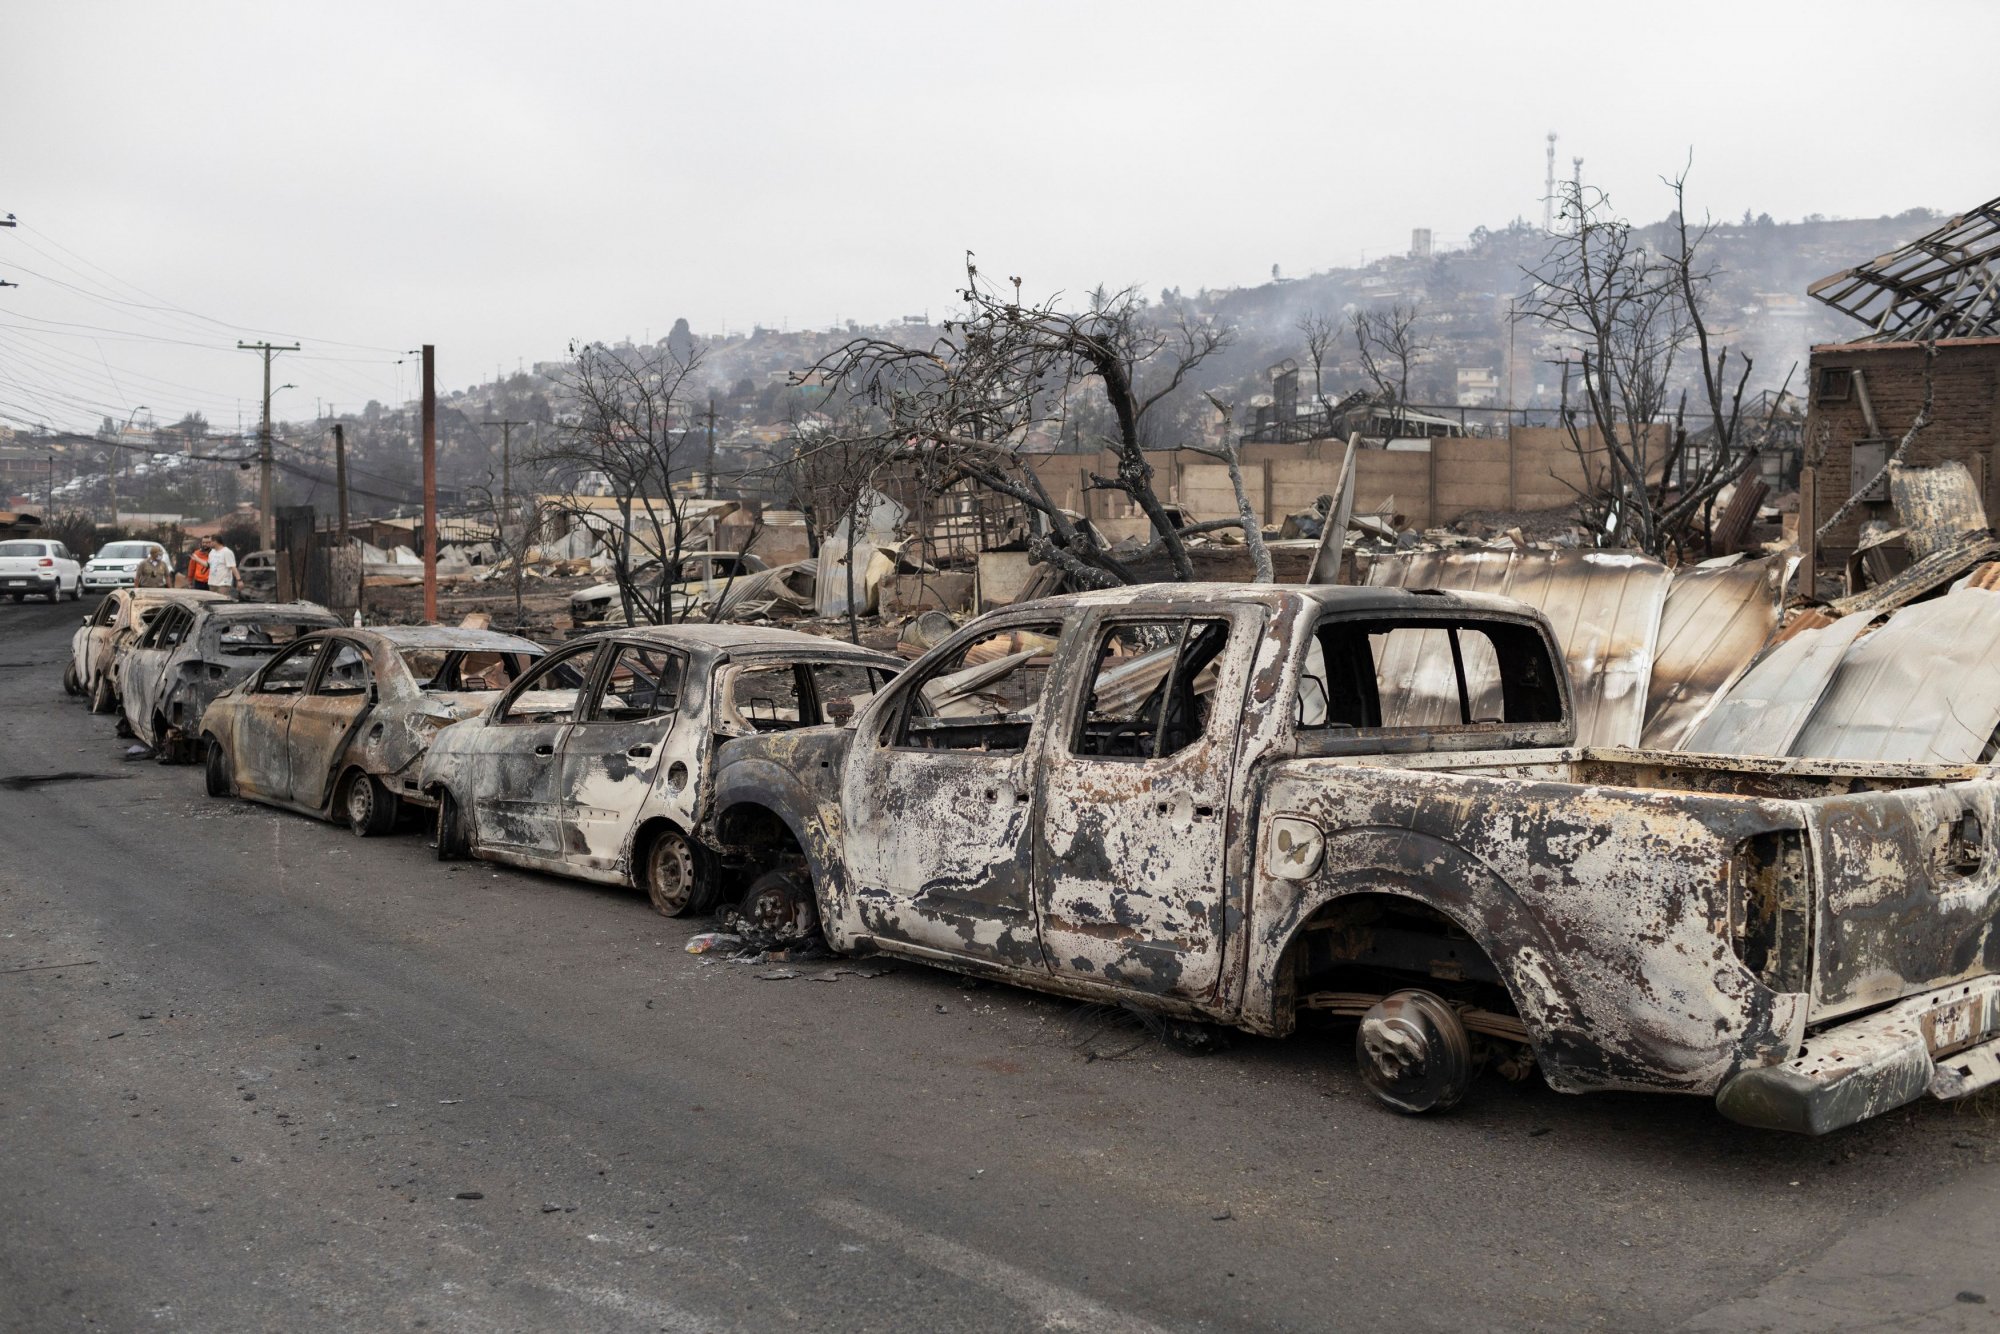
[1808,197,2000,342]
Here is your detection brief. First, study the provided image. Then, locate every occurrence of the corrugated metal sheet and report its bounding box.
[1890,461,1989,560]
[1639,554,1792,750]
[1828,529,2000,618]
[1679,611,1876,756]
[1363,548,1671,746]
[1790,588,2000,763]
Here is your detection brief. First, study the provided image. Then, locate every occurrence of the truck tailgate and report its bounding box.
[1809,778,2000,1021]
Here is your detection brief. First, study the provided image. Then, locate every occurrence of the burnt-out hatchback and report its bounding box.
[117,600,343,761]
[420,624,901,917]
[200,626,547,835]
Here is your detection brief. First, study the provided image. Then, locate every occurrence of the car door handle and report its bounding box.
[627,745,653,758]
[534,743,554,756]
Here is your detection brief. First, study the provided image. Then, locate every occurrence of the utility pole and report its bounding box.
[332,423,350,544]
[107,404,148,533]
[421,344,437,623]
[481,419,528,511]
[702,398,718,499]
[238,341,298,552]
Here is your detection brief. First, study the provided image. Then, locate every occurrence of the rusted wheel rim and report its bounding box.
[1355,989,1474,1114]
[345,776,373,830]
[743,879,794,932]
[647,832,696,915]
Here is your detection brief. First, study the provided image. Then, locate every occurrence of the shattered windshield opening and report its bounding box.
[216,621,326,656]
[401,648,536,692]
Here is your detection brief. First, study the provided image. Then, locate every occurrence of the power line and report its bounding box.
[12,222,407,354]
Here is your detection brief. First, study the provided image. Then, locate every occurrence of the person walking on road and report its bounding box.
[204,536,239,600]
[187,542,210,590]
[134,548,173,588]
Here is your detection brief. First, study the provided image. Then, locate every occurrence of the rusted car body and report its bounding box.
[569,552,769,626]
[116,601,341,761]
[420,624,900,917]
[709,584,2000,1134]
[66,588,227,710]
[199,626,547,834]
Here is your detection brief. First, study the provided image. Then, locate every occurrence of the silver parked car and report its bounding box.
[420,625,900,916]
[116,600,341,762]
[200,625,547,834]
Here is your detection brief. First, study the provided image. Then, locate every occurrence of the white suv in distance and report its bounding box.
[0,539,82,602]
[82,540,169,593]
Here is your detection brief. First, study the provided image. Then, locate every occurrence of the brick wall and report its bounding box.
[1804,338,2000,555]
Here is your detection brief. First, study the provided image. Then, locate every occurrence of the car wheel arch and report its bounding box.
[1258,839,1558,1054]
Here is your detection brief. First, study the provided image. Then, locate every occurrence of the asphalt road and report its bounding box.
[3,594,1998,1333]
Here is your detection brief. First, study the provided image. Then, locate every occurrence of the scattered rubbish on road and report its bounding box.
[685,932,742,955]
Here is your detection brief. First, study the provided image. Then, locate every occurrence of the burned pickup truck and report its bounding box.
[710,584,2000,1134]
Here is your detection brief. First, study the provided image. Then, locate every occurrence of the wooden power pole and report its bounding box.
[703,398,718,498]
[332,422,350,543]
[238,341,298,552]
[421,344,437,622]
[481,418,528,511]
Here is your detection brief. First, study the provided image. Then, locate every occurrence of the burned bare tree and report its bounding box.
[799,258,1244,588]
[1350,302,1427,417]
[774,414,894,643]
[1195,393,1272,581]
[531,340,705,625]
[1522,166,1789,558]
[462,471,546,632]
[1298,311,1350,435]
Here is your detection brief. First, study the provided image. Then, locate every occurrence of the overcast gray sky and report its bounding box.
[3,0,1994,434]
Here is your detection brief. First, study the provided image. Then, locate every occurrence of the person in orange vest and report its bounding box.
[188,543,211,590]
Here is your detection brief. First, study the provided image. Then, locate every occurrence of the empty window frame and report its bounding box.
[1073,618,1232,760]
[497,645,600,725]
[897,624,1062,753]
[810,661,889,726]
[254,639,323,695]
[726,664,806,733]
[590,645,685,722]
[313,641,373,697]
[1298,617,1563,732]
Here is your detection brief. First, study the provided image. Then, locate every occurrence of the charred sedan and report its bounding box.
[67,588,227,710]
[421,625,900,917]
[200,625,546,834]
[116,600,342,762]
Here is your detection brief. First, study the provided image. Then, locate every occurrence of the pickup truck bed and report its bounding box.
[1263,746,2000,1130]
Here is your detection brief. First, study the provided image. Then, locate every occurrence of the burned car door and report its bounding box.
[80,595,119,682]
[122,605,192,737]
[1036,610,1254,1000]
[232,638,327,800]
[471,641,604,861]
[557,641,686,873]
[286,638,375,810]
[842,618,1067,969]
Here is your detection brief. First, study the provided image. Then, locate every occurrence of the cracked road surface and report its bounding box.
[3,598,1998,1331]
